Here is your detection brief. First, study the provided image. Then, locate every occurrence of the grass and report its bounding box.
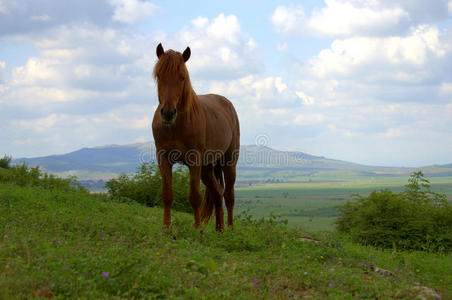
[1,182,451,298]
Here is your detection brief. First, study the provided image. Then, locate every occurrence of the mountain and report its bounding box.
[12,142,452,181]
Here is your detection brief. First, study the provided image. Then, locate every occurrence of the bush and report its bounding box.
[0,161,87,193]
[336,172,452,252]
[105,162,197,213]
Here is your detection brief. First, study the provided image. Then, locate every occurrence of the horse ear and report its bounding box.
[182,47,191,62]
[156,43,164,58]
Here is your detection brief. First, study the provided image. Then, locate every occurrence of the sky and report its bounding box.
[1,0,452,167]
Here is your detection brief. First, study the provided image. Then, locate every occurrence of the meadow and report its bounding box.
[236,175,452,231]
[1,182,451,299]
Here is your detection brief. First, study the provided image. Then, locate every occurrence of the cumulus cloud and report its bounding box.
[271,0,450,37]
[306,25,450,86]
[0,9,267,157]
[159,14,263,79]
[109,0,157,23]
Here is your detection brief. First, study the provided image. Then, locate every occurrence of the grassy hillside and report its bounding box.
[1,183,451,298]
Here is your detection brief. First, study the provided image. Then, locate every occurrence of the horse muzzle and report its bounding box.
[160,107,177,125]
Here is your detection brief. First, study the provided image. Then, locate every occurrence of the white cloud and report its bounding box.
[308,0,409,36]
[295,91,315,105]
[271,0,450,37]
[440,82,452,96]
[12,58,61,86]
[271,5,306,35]
[307,25,448,83]
[109,0,157,24]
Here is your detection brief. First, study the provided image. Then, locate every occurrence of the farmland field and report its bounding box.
[236,175,452,231]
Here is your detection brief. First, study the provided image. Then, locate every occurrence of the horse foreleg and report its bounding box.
[159,158,173,228]
[188,165,202,227]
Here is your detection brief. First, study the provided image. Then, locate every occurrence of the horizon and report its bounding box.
[1,1,452,167]
[11,140,451,169]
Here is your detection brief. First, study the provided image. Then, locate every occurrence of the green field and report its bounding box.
[1,182,451,298]
[236,175,452,232]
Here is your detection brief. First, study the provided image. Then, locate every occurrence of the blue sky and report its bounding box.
[1,0,452,167]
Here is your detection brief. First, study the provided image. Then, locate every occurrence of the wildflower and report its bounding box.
[320,255,324,259]
[102,272,109,278]
[416,269,420,273]
[253,275,258,288]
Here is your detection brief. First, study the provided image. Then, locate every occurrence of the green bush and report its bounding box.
[336,172,452,252]
[105,162,197,213]
[0,160,86,193]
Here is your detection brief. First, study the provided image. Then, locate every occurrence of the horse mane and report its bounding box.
[153,50,200,116]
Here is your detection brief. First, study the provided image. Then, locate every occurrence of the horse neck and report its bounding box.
[181,83,201,119]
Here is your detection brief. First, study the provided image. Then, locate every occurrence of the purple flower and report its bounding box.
[102,272,109,278]
[329,282,332,287]
[253,275,258,287]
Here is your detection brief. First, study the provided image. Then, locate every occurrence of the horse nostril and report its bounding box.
[173,109,177,115]
[160,108,164,115]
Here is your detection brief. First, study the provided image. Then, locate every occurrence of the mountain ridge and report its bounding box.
[12,141,452,180]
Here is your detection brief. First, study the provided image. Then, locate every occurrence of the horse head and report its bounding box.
[154,43,191,126]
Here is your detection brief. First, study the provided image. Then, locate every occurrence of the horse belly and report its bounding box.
[203,107,234,164]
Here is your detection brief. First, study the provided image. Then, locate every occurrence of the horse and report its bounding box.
[152,43,240,231]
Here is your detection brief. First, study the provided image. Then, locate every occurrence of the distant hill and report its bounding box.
[12,142,452,181]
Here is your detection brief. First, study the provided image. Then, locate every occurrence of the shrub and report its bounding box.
[105,162,197,213]
[0,160,86,193]
[336,172,452,252]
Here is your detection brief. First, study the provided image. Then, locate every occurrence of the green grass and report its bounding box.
[1,183,451,298]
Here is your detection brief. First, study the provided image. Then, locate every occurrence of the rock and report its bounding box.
[300,237,320,244]
[412,286,441,300]
[368,266,393,277]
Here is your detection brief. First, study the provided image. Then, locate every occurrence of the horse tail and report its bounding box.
[200,164,224,224]
[200,189,214,224]
[215,163,224,190]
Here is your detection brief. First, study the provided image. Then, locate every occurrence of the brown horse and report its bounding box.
[152,43,240,231]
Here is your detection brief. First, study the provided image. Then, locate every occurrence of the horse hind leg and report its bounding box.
[222,165,236,229]
[201,164,224,231]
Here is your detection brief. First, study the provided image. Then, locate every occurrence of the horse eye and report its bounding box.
[156,75,160,81]
[181,76,185,82]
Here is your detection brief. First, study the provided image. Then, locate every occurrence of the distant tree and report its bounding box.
[0,155,12,169]
[105,162,197,213]
[403,171,447,205]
